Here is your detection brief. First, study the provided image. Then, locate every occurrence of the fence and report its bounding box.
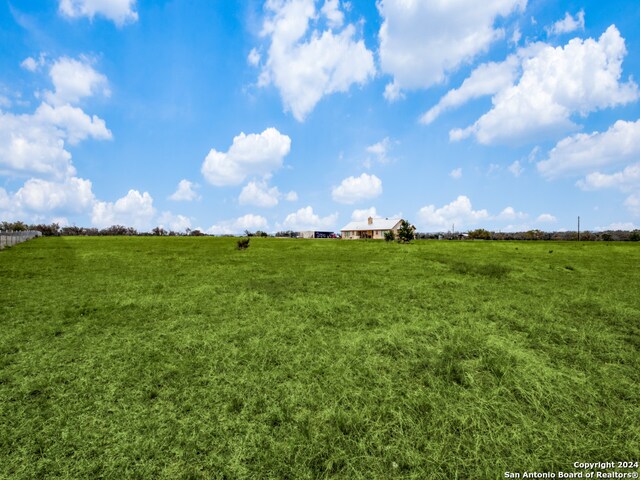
[0,230,42,250]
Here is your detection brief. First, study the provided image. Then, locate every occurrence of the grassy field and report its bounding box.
[1,237,638,479]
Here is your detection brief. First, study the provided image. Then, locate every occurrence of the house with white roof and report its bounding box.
[340,217,403,240]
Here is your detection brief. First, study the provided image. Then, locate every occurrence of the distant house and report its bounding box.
[340,217,403,240]
[298,231,336,239]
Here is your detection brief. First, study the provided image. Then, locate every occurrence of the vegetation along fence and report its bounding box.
[0,231,42,250]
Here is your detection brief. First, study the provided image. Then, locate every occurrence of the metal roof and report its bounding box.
[340,218,402,231]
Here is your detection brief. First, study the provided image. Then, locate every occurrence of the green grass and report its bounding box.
[1,237,639,479]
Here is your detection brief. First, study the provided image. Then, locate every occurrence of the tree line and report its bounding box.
[2,220,639,241]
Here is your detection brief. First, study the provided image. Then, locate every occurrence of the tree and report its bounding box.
[397,220,415,243]
[468,228,491,240]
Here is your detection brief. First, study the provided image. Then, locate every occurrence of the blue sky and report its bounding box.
[1,0,639,233]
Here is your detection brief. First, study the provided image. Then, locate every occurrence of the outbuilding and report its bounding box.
[340,217,403,240]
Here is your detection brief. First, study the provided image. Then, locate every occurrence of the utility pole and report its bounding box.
[578,216,580,241]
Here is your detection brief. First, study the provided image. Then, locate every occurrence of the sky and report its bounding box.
[1,0,639,234]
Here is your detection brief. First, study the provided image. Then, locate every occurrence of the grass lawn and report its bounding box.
[1,237,638,479]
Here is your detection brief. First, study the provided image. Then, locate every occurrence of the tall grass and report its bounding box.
[1,237,638,478]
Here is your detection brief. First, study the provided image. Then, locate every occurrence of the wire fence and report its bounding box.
[0,231,42,250]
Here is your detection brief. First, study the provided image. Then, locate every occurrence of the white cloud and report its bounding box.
[383,81,404,102]
[35,103,112,145]
[450,26,638,145]
[21,57,39,72]
[247,48,261,67]
[13,177,95,213]
[331,172,382,204]
[281,205,338,231]
[538,119,640,178]
[169,179,200,201]
[577,163,640,192]
[201,128,291,186]
[508,160,523,177]
[421,56,519,124]
[91,190,155,230]
[0,103,111,180]
[158,212,191,232]
[365,137,393,166]
[58,0,138,26]
[321,0,343,28]
[378,0,525,96]
[536,213,557,223]
[546,10,585,36]
[450,168,462,179]
[417,195,489,231]
[258,0,375,121]
[351,206,377,221]
[285,191,298,202]
[497,206,527,220]
[45,56,110,106]
[207,214,269,235]
[596,222,638,231]
[239,180,281,207]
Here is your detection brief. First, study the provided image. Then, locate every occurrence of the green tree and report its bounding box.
[468,228,491,240]
[397,220,415,243]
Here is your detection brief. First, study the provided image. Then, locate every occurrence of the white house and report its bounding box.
[340,217,403,240]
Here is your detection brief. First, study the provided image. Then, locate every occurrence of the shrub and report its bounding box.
[384,231,395,242]
[237,238,250,250]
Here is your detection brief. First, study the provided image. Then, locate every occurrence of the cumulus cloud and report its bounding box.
[281,205,338,231]
[418,195,490,231]
[59,0,138,26]
[536,213,557,223]
[0,105,111,179]
[169,179,200,201]
[450,168,462,179]
[158,212,192,232]
[421,56,519,124]
[448,26,638,145]
[378,0,525,97]
[207,214,268,235]
[546,10,585,36]
[92,190,155,229]
[45,56,110,106]
[351,206,377,221]
[577,163,640,192]
[238,180,297,208]
[201,128,291,186]
[258,0,375,121]
[0,177,96,221]
[13,177,95,213]
[497,206,527,220]
[332,173,382,204]
[538,119,640,178]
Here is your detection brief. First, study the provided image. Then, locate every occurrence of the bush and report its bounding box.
[237,238,250,250]
[384,231,395,242]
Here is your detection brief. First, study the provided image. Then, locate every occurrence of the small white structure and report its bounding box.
[340,217,403,240]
